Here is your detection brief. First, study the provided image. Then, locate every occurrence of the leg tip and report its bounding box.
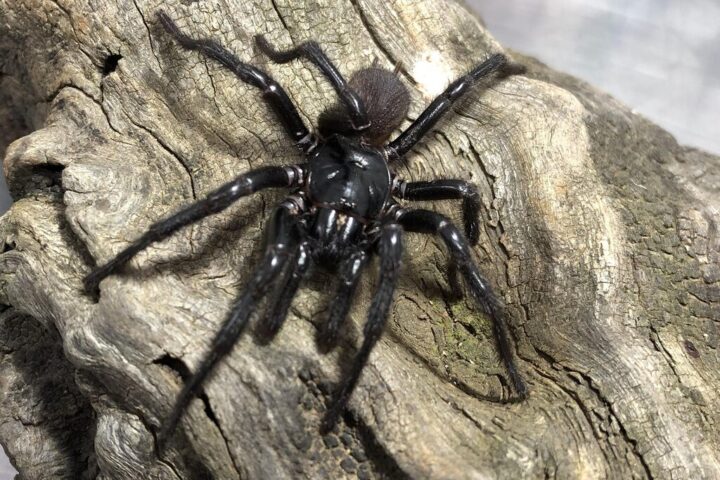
[513,378,529,400]
[445,288,463,302]
[254,317,283,345]
[505,366,528,402]
[255,34,270,51]
[82,273,100,295]
[319,410,339,435]
[155,9,171,28]
[155,411,183,454]
[155,426,171,455]
[156,10,185,41]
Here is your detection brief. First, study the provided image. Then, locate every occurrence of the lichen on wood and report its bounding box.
[0,0,718,478]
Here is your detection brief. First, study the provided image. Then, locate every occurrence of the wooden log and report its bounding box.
[0,0,718,478]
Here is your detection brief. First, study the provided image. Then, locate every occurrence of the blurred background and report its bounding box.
[471,0,720,154]
[1,0,718,477]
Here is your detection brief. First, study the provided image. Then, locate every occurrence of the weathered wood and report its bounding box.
[0,0,718,478]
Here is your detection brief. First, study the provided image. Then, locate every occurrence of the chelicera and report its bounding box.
[84,10,527,445]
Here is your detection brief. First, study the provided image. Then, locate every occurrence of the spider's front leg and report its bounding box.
[157,204,301,448]
[157,11,317,153]
[397,208,527,399]
[83,165,302,293]
[321,223,403,433]
[384,53,522,162]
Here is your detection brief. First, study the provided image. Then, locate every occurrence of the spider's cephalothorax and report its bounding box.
[84,10,528,447]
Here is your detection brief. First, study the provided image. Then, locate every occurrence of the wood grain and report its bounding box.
[0,0,718,478]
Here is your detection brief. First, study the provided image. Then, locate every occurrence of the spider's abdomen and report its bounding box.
[307,135,391,220]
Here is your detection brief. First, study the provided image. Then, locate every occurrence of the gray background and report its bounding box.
[471,0,720,154]
[1,0,718,477]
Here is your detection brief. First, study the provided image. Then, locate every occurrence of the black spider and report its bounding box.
[84,10,528,446]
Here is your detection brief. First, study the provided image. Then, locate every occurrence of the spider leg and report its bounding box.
[384,53,511,162]
[397,208,527,398]
[394,178,481,245]
[321,224,403,433]
[157,11,317,153]
[445,259,466,301]
[318,250,369,350]
[157,205,299,448]
[257,240,313,340]
[255,36,370,131]
[83,165,300,293]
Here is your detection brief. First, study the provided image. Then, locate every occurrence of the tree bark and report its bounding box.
[1,0,718,478]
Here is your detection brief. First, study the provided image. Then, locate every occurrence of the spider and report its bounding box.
[84,10,528,446]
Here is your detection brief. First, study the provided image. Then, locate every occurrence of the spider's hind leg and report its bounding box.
[398,208,527,399]
[157,205,300,448]
[394,178,482,245]
[321,224,403,433]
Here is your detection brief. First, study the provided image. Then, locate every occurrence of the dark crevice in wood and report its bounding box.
[126,117,197,199]
[102,53,122,76]
[9,163,64,198]
[348,0,414,86]
[269,0,290,32]
[2,239,16,253]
